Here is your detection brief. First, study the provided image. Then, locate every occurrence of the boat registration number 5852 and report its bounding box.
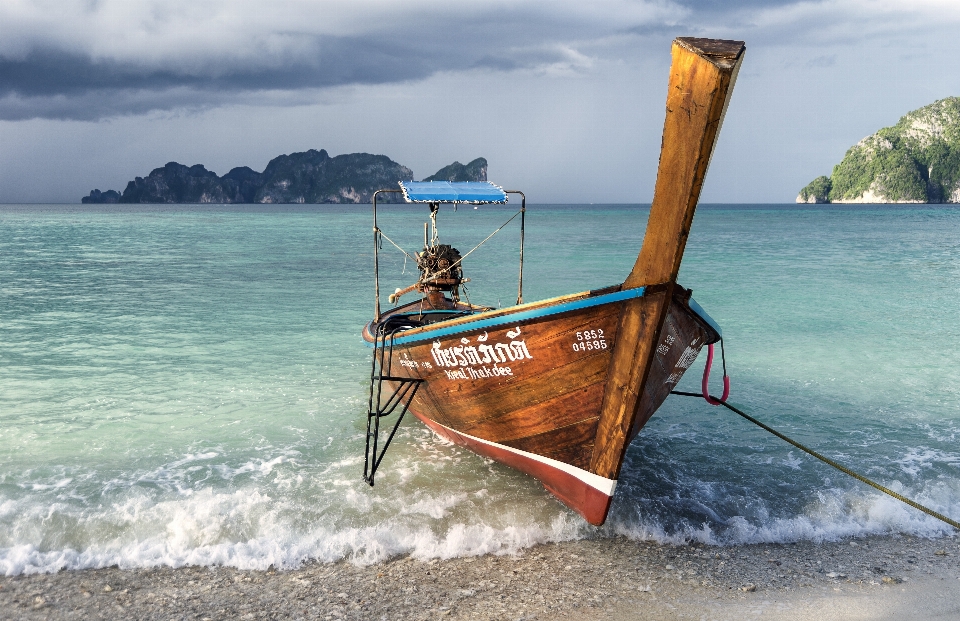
[572,329,607,351]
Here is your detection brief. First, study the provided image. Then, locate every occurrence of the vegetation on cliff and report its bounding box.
[82,151,486,204]
[798,97,960,203]
[118,163,235,204]
[254,150,412,204]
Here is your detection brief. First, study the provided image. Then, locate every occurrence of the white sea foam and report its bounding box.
[3,460,958,577]
[24,478,73,491]
[609,481,960,547]
[896,448,960,477]
[3,420,959,576]
[0,483,588,575]
[212,454,296,480]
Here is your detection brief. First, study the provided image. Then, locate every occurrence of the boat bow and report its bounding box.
[359,37,745,526]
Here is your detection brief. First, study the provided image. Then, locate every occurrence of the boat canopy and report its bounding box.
[399,181,507,204]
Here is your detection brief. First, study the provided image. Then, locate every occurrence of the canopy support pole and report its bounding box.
[372,189,403,323]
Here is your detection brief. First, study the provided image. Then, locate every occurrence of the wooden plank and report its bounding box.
[630,293,714,441]
[589,288,670,477]
[625,39,744,289]
[456,358,607,439]
[382,285,618,343]
[501,417,600,470]
[461,380,606,444]
[536,440,596,471]
[589,38,745,480]
[390,299,623,466]
[675,37,747,60]
[426,336,610,417]
[370,294,623,435]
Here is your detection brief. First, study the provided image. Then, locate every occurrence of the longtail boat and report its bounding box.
[361,37,745,525]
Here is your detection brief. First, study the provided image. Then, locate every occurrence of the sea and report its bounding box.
[2,203,959,576]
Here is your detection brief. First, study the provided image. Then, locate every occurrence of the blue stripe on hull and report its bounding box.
[365,287,646,347]
[363,286,723,347]
[686,297,722,337]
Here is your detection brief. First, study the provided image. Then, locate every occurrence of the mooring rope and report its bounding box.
[670,389,960,530]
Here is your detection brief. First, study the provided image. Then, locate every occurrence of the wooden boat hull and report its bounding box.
[362,284,719,524]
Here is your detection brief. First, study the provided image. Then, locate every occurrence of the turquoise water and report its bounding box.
[2,203,959,575]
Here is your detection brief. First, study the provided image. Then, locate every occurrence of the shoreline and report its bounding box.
[3,533,958,620]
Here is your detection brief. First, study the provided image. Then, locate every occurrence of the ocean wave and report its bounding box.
[0,483,588,575]
[2,454,958,576]
[609,482,959,546]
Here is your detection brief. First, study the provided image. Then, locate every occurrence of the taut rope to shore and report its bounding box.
[670,390,960,530]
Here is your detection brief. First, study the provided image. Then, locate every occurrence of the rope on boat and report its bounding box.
[399,209,526,291]
[446,209,524,273]
[376,208,522,280]
[373,227,417,261]
[701,340,730,405]
[669,389,960,530]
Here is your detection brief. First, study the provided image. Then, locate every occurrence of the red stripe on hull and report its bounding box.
[410,409,614,526]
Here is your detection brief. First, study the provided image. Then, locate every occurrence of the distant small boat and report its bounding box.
[361,37,745,525]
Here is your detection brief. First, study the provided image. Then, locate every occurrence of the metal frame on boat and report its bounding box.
[361,37,745,525]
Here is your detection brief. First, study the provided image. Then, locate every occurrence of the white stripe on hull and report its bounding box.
[430,419,618,497]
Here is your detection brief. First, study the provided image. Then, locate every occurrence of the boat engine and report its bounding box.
[417,244,463,307]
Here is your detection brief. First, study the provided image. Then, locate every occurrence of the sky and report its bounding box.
[1,0,958,204]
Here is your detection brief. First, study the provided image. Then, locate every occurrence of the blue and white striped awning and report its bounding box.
[399,181,507,204]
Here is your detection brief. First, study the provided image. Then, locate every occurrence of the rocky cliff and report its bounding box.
[81,189,121,204]
[798,97,960,204]
[83,150,487,204]
[423,158,487,182]
[119,162,235,204]
[254,150,412,204]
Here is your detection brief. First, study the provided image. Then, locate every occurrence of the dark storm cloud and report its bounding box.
[0,35,593,120]
[0,0,692,120]
[0,38,437,98]
[0,0,950,121]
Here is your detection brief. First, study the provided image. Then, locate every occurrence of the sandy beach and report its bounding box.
[3,533,958,620]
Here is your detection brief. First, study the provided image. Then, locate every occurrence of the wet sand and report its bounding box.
[3,534,958,620]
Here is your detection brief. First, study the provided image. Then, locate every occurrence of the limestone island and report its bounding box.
[797,96,960,204]
[82,151,487,204]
